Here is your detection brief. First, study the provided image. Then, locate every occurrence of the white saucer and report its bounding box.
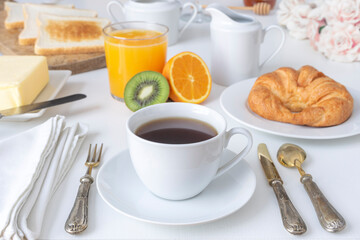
[96,149,256,225]
[2,70,71,122]
[220,78,360,139]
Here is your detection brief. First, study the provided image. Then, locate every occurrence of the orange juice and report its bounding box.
[104,25,168,100]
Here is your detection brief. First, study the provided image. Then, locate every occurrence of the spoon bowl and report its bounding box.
[277,143,307,170]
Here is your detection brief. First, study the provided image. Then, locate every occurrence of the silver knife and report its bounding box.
[0,94,86,119]
[258,143,307,235]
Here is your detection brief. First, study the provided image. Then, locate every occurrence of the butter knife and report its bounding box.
[0,94,86,119]
[258,143,307,235]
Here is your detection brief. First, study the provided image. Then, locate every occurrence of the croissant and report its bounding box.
[247,66,354,127]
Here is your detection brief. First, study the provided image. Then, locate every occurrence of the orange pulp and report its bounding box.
[104,29,167,99]
[162,52,212,104]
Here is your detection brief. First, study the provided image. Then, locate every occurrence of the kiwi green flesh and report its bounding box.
[124,71,170,111]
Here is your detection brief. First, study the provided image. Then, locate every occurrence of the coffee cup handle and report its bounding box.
[179,2,198,38]
[213,127,253,179]
[106,0,125,22]
[259,25,286,69]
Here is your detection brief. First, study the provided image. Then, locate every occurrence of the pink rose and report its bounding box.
[286,4,313,39]
[306,4,327,50]
[325,0,360,25]
[317,22,360,62]
[307,18,326,50]
[277,0,306,26]
[307,1,327,21]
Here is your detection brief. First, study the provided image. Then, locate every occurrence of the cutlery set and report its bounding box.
[258,143,346,235]
[258,143,307,235]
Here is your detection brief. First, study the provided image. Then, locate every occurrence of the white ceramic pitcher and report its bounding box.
[107,0,197,45]
[205,3,286,86]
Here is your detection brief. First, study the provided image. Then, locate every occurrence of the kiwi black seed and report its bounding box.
[124,71,170,111]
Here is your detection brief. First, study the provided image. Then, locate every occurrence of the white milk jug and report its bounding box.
[205,3,285,86]
[107,0,197,45]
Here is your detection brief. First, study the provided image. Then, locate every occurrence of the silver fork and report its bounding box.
[65,144,103,234]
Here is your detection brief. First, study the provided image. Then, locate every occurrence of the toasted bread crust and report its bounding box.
[5,2,24,29]
[5,22,24,29]
[45,20,102,42]
[18,37,36,46]
[34,14,109,55]
[19,4,98,46]
[34,45,104,55]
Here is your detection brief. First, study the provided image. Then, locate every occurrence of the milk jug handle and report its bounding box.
[106,1,125,22]
[260,25,286,69]
[179,2,197,38]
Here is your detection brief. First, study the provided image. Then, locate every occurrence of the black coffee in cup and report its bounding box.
[135,117,217,144]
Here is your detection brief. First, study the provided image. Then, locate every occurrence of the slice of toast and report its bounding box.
[19,4,97,45]
[35,14,110,55]
[4,2,74,30]
[4,2,24,29]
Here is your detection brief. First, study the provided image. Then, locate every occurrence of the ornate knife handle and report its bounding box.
[301,174,346,232]
[65,175,94,234]
[271,180,307,235]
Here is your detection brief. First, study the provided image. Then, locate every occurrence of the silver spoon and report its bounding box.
[277,143,346,233]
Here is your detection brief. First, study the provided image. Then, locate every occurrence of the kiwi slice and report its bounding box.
[124,71,170,111]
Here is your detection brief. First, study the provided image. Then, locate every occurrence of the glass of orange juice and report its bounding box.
[103,22,169,101]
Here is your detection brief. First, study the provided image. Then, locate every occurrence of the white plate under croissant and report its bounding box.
[220,78,360,139]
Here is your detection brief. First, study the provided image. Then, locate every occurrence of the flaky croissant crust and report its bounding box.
[247,66,354,127]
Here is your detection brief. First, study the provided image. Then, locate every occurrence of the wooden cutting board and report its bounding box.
[0,1,106,75]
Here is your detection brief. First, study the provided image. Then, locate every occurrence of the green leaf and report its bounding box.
[319,25,326,34]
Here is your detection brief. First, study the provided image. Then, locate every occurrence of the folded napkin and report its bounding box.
[0,115,88,240]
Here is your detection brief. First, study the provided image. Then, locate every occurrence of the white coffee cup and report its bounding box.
[106,0,197,45]
[126,103,253,200]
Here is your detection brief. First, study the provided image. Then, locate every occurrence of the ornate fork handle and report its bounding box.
[65,175,94,234]
[301,174,346,232]
[272,180,307,235]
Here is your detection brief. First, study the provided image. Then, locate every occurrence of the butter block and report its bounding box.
[0,56,49,110]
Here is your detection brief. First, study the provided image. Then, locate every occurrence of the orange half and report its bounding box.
[162,52,212,104]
